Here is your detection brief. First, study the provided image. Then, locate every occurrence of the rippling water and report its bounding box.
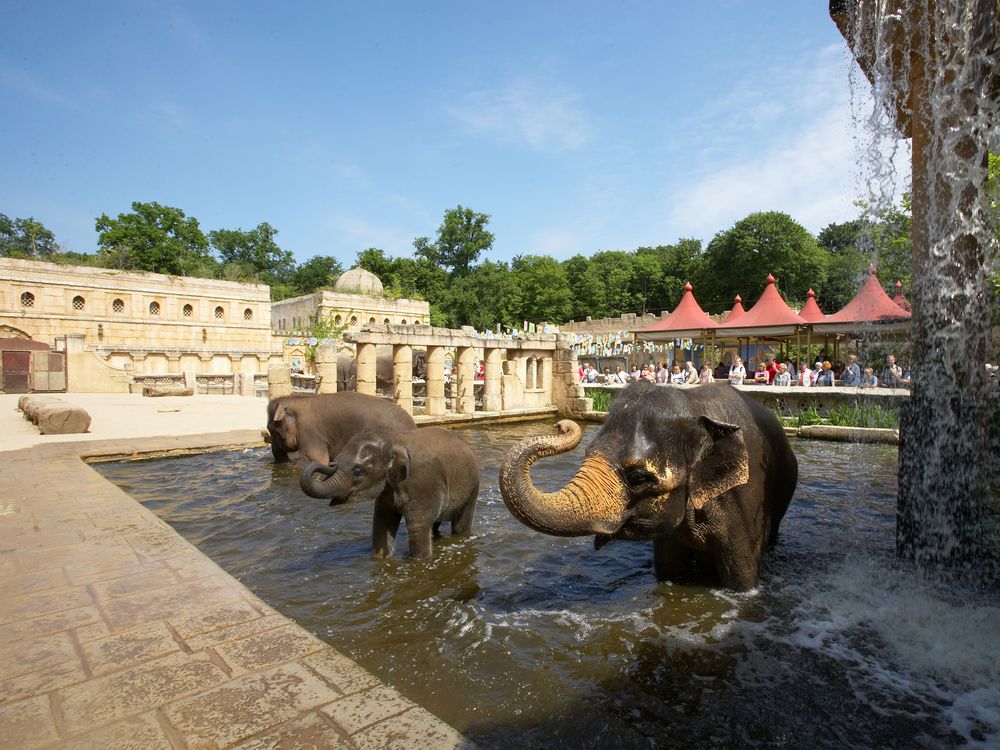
[97,422,1000,749]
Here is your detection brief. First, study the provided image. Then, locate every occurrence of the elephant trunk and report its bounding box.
[300,462,351,503]
[499,420,629,537]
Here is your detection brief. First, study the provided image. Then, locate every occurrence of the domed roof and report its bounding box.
[333,268,383,296]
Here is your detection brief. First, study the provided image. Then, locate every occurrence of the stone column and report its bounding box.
[482,347,502,412]
[355,343,378,395]
[268,363,292,399]
[425,346,446,416]
[393,344,413,413]
[553,339,590,417]
[454,346,476,414]
[314,344,338,394]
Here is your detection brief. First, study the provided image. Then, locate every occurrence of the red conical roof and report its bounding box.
[724,294,746,324]
[637,282,719,333]
[892,280,911,312]
[719,274,806,329]
[798,289,826,322]
[825,266,912,323]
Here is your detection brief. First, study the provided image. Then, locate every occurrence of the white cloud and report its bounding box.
[0,66,69,106]
[664,45,912,242]
[446,78,593,152]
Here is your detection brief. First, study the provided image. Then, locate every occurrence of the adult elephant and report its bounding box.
[266,392,416,466]
[337,349,429,393]
[499,381,797,590]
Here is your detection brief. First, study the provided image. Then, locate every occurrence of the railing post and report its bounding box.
[356,343,377,396]
[425,345,446,416]
[482,347,502,411]
[393,344,413,413]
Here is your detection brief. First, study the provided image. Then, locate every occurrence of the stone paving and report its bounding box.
[0,399,473,749]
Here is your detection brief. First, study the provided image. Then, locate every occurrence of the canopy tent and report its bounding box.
[892,280,911,312]
[810,266,911,336]
[634,283,719,367]
[725,295,746,325]
[797,289,826,323]
[717,274,807,339]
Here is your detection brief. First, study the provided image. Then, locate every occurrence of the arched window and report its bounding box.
[400,319,407,325]
[334,315,342,325]
[148,301,160,316]
[214,306,225,320]
[182,304,193,317]
[413,318,420,324]
[20,291,34,308]
[384,318,391,325]
[368,317,376,325]
[244,307,253,321]
[112,298,125,314]
[350,316,358,326]
[72,295,85,311]
[526,357,537,389]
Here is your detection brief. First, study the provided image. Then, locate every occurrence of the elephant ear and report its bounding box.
[273,402,287,422]
[387,444,410,486]
[687,416,750,510]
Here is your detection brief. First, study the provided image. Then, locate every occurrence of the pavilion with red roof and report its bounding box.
[811,265,911,336]
[634,282,719,366]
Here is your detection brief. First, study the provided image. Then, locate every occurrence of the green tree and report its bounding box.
[511,254,572,323]
[209,222,295,286]
[698,211,828,310]
[95,201,213,276]
[563,254,605,321]
[439,260,521,329]
[588,250,639,317]
[816,220,872,312]
[289,255,343,297]
[637,238,705,313]
[415,206,494,276]
[0,214,59,258]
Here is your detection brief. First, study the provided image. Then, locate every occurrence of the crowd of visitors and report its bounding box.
[580,352,914,389]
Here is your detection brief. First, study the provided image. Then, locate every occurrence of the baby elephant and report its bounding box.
[300,426,479,559]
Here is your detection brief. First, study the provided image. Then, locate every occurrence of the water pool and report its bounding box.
[97,422,1000,749]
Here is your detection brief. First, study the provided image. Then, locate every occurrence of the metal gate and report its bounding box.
[2,351,30,393]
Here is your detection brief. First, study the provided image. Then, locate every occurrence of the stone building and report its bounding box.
[0,257,280,391]
[271,268,430,334]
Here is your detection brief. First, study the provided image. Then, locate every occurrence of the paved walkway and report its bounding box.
[0,393,471,749]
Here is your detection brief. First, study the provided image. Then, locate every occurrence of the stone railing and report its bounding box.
[267,324,589,421]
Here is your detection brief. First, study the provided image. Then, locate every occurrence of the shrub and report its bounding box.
[585,388,614,413]
[828,402,899,429]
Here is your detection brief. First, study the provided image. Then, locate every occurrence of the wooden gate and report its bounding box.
[32,350,66,392]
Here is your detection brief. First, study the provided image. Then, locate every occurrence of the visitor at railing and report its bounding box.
[842,354,862,387]
[728,356,747,386]
[683,361,699,385]
[774,363,792,386]
[881,355,903,388]
[815,361,835,387]
[859,368,879,388]
[698,363,715,384]
[797,362,813,387]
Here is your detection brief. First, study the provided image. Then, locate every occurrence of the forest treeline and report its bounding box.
[4,155,997,330]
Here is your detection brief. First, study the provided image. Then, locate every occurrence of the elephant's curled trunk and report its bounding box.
[499,420,628,537]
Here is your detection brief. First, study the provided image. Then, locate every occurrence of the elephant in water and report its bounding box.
[499,381,797,590]
[300,426,479,558]
[266,392,416,466]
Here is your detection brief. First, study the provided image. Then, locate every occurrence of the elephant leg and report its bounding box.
[451,493,477,535]
[270,442,290,463]
[653,537,703,583]
[405,513,435,559]
[372,502,402,559]
[432,521,442,537]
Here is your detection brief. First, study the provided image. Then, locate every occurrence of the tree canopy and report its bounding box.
[209,222,295,285]
[95,201,213,276]
[1,214,59,258]
[415,206,494,277]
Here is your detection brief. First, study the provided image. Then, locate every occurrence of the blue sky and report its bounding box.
[1,1,909,267]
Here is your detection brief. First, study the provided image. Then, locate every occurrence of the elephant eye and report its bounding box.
[624,467,656,488]
[352,467,364,479]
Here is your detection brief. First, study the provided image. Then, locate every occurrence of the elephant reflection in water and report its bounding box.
[499,381,798,591]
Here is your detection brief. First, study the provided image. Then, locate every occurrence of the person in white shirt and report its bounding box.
[728,356,746,385]
[683,361,699,385]
[797,362,813,387]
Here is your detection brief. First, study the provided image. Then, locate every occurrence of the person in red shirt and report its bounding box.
[765,358,779,384]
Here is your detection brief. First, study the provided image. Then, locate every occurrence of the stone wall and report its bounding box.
[272,290,430,333]
[0,258,282,390]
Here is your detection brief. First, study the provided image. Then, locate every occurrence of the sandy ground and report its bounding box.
[0,392,270,451]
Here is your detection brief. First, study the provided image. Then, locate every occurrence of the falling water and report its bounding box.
[837,0,1000,570]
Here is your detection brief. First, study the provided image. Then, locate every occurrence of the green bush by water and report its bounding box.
[828,402,899,429]
[585,388,614,413]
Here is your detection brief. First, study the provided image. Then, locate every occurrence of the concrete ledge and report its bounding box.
[798,424,900,444]
[0,432,473,749]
